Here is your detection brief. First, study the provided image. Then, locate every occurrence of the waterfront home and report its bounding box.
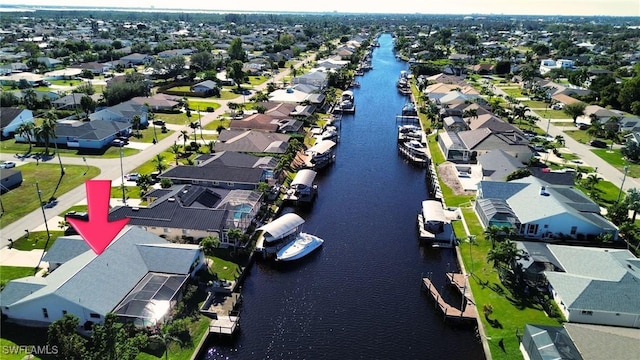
[214,129,290,154]
[438,128,532,163]
[515,244,640,328]
[475,176,618,241]
[292,70,329,90]
[476,149,526,181]
[0,107,33,138]
[160,162,267,191]
[110,185,262,245]
[521,323,640,360]
[0,227,204,328]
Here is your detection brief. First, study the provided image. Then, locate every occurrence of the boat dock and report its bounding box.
[421,276,478,322]
[398,144,429,166]
[209,313,240,336]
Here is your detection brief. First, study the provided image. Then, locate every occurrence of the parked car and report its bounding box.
[153,120,166,126]
[126,173,140,182]
[577,123,589,130]
[551,103,564,110]
[111,139,124,147]
[590,139,607,148]
[0,161,16,168]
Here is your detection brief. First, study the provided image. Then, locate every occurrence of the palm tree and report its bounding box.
[625,188,640,223]
[16,122,35,154]
[483,225,501,249]
[132,114,141,136]
[584,173,601,190]
[169,142,181,165]
[22,88,38,109]
[153,154,168,174]
[39,113,58,155]
[150,326,182,360]
[554,135,565,147]
[199,236,220,256]
[136,173,153,198]
[179,130,189,149]
[227,228,245,247]
[189,121,199,143]
[563,102,587,124]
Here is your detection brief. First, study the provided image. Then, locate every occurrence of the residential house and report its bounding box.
[110,185,262,245]
[315,58,349,70]
[292,71,328,89]
[71,61,109,74]
[0,169,22,192]
[477,149,525,181]
[214,129,290,154]
[52,93,87,110]
[475,176,618,240]
[0,107,34,138]
[576,105,621,126]
[442,116,468,132]
[89,100,149,127]
[0,227,204,327]
[131,94,181,112]
[119,53,154,66]
[161,151,275,190]
[0,62,28,74]
[521,323,640,360]
[15,119,131,149]
[35,56,62,68]
[191,80,218,94]
[438,128,531,163]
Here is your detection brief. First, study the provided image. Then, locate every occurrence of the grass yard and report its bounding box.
[0,321,51,360]
[111,186,143,200]
[203,118,231,131]
[564,130,593,145]
[500,87,524,98]
[0,139,140,158]
[49,79,84,86]
[0,266,39,284]
[427,135,475,207]
[521,100,548,109]
[131,127,174,143]
[136,317,210,360]
[536,109,572,119]
[0,163,100,228]
[576,179,623,206]
[59,204,88,216]
[10,230,64,251]
[185,100,222,112]
[247,75,268,86]
[457,208,562,360]
[591,149,640,178]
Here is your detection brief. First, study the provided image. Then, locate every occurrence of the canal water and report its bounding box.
[203,33,484,360]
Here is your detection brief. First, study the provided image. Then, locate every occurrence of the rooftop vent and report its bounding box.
[168,197,175,202]
[132,207,139,211]
[540,186,549,196]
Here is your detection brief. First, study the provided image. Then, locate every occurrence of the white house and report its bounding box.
[0,227,204,328]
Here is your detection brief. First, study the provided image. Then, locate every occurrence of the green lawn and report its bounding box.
[501,87,524,98]
[247,75,268,86]
[0,163,100,228]
[521,100,548,109]
[131,127,174,143]
[458,208,561,360]
[185,100,222,112]
[0,266,38,283]
[0,139,140,158]
[59,204,88,216]
[0,321,50,360]
[136,317,210,360]
[48,79,84,86]
[11,231,64,251]
[590,148,640,177]
[535,109,572,119]
[427,135,475,207]
[155,112,189,125]
[564,130,593,145]
[203,118,231,131]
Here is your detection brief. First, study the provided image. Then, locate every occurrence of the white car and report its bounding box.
[126,173,140,182]
[0,161,16,168]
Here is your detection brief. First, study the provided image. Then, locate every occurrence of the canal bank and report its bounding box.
[200,33,484,360]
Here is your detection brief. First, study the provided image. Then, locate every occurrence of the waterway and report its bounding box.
[203,33,484,360]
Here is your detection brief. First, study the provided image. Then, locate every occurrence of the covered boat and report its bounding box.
[276,232,324,261]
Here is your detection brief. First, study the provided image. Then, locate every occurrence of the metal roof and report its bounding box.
[257,212,305,243]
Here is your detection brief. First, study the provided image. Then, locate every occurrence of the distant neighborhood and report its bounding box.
[1,8,640,360]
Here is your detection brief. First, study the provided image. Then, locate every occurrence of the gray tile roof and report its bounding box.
[110,201,227,232]
[55,119,130,141]
[477,149,524,180]
[160,164,264,185]
[42,237,90,264]
[0,227,200,316]
[215,129,290,154]
[564,323,640,360]
[545,246,640,314]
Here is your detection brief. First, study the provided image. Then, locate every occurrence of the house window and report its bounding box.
[62,310,67,316]
[227,182,235,187]
[42,308,49,319]
[182,229,189,235]
[213,181,219,186]
[527,224,538,235]
[570,226,578,235]
[163,228,169,233]
[90,313,101,319]
[581,310,593,316]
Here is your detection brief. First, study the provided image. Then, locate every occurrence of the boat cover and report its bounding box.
[421,200,447,223]
[258,213,305,243]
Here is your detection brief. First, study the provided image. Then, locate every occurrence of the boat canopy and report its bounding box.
[307,140,336,155]
[421,200,447,223]
[291,169,317,188]
[257,213,305,243]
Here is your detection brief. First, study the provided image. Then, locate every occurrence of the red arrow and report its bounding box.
[68,180,129,255]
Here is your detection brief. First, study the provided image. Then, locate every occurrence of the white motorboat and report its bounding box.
[339,90,355,112]
[276,232,324,261]
[403,140,428,158]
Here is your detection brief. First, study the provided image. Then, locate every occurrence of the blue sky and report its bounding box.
[2,0,639,17]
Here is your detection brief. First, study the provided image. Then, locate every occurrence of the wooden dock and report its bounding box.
[421,277,478,322]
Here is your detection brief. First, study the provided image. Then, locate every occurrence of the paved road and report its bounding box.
[490,85,640,193]
[0,55,313,249]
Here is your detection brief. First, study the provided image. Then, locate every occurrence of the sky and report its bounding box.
[2,0,639,17]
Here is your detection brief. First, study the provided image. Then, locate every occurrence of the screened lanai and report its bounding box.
[475,198,519,229]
